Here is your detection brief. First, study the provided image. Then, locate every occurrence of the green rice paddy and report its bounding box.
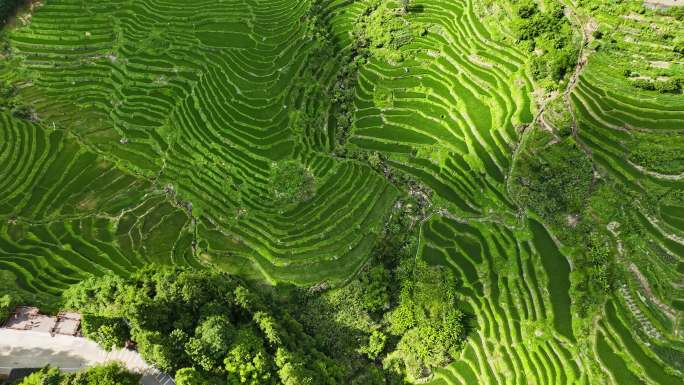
[0,0,682,384]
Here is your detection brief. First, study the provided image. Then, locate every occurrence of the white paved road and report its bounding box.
[0,329,174,385]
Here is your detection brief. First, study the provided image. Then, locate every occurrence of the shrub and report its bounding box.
[654,78,682,94]
[632,78,655,91]
[16,366,62,385]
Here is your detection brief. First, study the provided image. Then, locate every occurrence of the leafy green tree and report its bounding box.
[0,80,16,111]
[0,294,12,322]
[358,265,390,313]
[358,330,387,360]
[81,315,129,351]
[517,1,538,18]
[224,327,275,385]
[185,315,236,372]
[674,41,684,55]
[175,367,222,385]
[274,348,314,385]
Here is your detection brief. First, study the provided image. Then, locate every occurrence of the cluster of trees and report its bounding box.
[383,260,466,379]
[63,266,344,385]
[513,0,579,87]
[15,363,139,385]
[510,129,594,234]
[0,80,15,109]
[631,77,683,94]
[573,231,618,317]
[269,161,316,207]
[352,0,425,63]
[1,79,38,122]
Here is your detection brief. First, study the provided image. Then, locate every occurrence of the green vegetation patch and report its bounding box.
[269,161,316,207]
[16,363,140,385]
[510,128,594,231]
[64,265,344,385]
[513,0,580,88]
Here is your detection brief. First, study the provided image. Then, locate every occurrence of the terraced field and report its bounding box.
[0,112,196,295]
[2,0,400,286]
[1,0,683,384]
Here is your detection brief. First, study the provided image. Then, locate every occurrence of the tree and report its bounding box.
[185,315,236,372]
[81,315,129,351]
[175,368,221,385]
[517,1,538,19]
[12,105,36,121]
[674,41,684,55]
[358,330,387,360]
[358,265,390,313]
[224,328,275,385]
[0,294,12,322]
